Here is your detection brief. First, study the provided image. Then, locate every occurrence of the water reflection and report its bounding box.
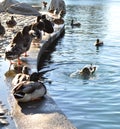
[66,4,108,39]
[37,30,65,71]
[43,1,120,129]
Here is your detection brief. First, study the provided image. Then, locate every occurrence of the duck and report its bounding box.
[6,16,17,28]
[42,1,47,8]
[12,66,30,86]
[33,15,45,31]
[31,29,42,45]
[94,39,103,47]
[29,72,40,82]
[53,8,59,15]
[0,22,5,36]
[5,25,34,65]
[30,15,44,45]
[41,14,54,34]
[12,80,47,102]
[53,10,64,25]
[71,19,81,28]
[79,64,96,78]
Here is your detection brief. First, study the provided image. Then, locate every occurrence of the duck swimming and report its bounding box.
[71,19,81,28]
[6,16,17,28]
[12,80,47,102]
[94,39,103,47]
[70,64,96,79]
[0,22,5,36]
[5,25,34,65]
[79,64,96,78]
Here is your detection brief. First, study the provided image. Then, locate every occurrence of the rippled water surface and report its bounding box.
[2,0,120,129]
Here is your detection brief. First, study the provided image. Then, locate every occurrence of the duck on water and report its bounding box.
[94,39,104,47]
[71,19,81,28]
[70,64,96,79]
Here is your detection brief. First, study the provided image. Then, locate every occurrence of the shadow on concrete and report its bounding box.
[17,95,63,115]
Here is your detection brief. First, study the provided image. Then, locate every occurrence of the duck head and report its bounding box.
[80,67,91,76]
[22,66,30,74]
[30,72,40,82]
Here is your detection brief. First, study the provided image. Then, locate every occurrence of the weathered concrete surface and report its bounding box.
[12,95,76,129]
[0,0,19,10]
[0,0,40,15]
[48,0,66,14]
[7,3,40,15]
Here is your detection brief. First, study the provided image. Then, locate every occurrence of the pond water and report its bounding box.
[1,0,120,129]
[43,1,120,129]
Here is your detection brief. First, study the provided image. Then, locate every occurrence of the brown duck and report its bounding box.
[12,72,47,102]
[0,22,5,36]
[6,16,17,28]
[5,25,34,65]
[12,66,30,86]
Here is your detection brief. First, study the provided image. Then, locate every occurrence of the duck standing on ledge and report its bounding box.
[53,10,64,25]
[30,15,44,45]
[41,14,54,35]
[94,39,104,47]
[5,25,34,65]
[6,16,17,28]
[71,19,81,28]
[0,22,5,36]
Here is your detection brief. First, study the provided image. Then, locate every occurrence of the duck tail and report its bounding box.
[13,93,24,99]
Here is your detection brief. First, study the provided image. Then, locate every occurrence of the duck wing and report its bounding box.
[12,32,23,45]
[0,25,5,35]
[13,81,35,94]
[37,21,45,31]
[43,20,54,33]
[6,20,17,27]
[12,74,30,86]
[5,43,22,60]
[13,81,46,94]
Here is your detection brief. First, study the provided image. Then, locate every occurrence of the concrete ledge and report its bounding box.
[10,15,76,129]
[12,95,76,129]
[37,24,65,71]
